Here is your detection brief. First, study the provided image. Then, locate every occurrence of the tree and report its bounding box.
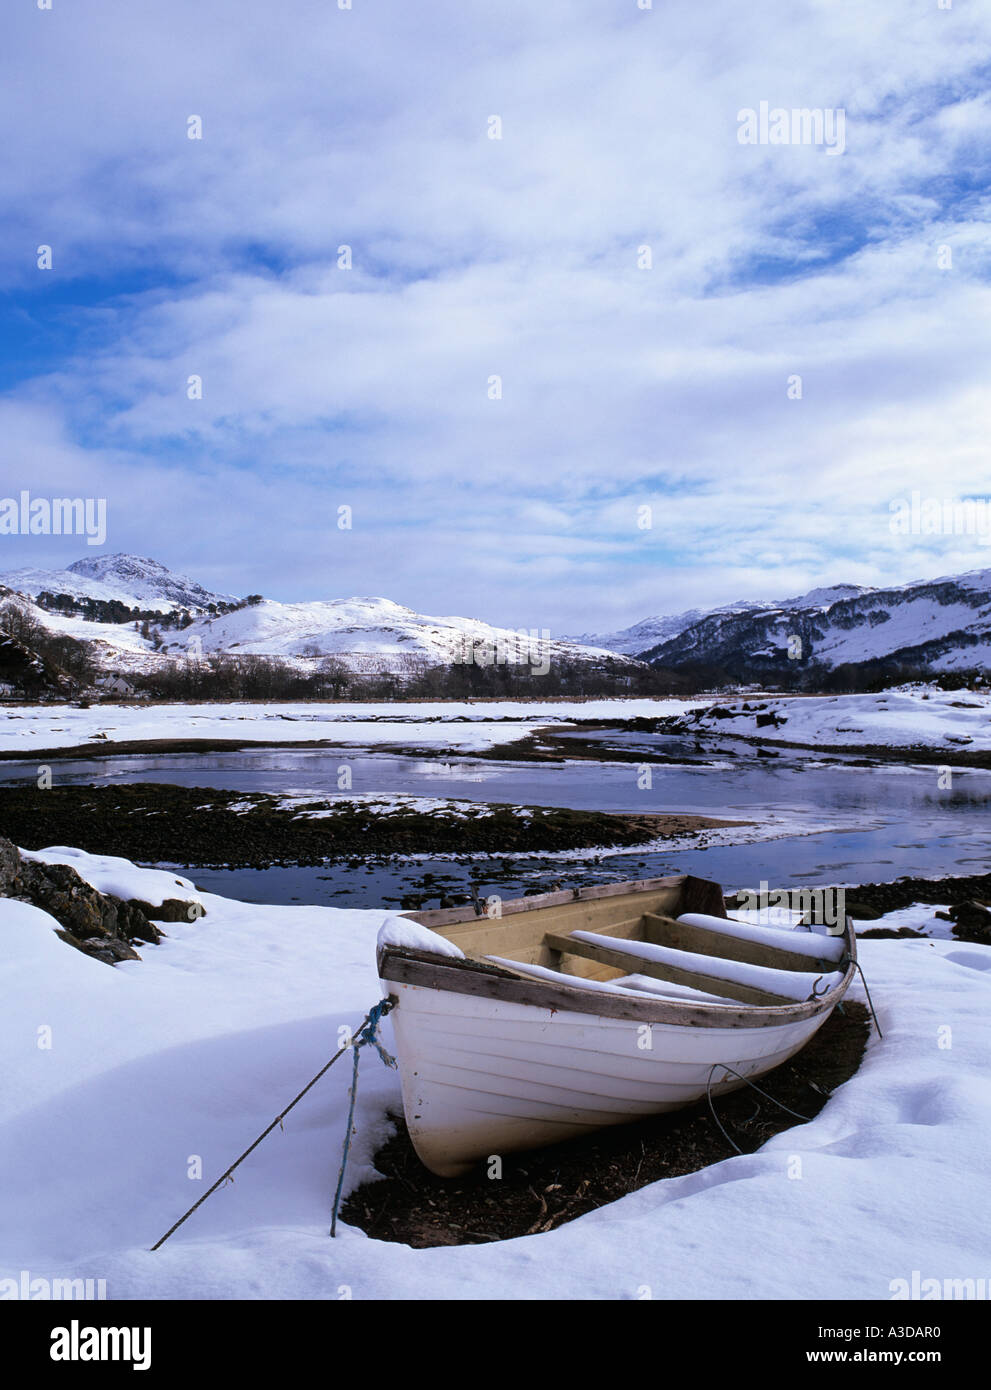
[318,656,351,698]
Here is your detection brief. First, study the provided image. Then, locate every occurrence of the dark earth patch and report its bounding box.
[0,783,743,870]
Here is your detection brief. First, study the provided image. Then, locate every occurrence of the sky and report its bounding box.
[1,0,990,636]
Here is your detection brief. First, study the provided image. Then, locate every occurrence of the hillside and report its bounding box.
[0,556,638,684]
[637,569,990,678]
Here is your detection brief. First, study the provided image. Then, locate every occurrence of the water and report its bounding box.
[2,736,988,907]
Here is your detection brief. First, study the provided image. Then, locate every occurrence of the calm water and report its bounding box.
[2,735,988,906]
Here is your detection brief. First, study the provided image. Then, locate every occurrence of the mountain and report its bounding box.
[4,554,989,687]
[573,584,873,656]
[638,569,991,676]
[161,595,636,673]
[0,554,238,614]
[0,557,639,679]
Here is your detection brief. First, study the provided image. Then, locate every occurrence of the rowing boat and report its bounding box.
[376,874,856,1177]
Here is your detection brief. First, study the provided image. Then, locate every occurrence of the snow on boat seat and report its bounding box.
[607,974,742,1006]
[676,912,848,964]
[559,930,843,1004]
[483,955,741,1006]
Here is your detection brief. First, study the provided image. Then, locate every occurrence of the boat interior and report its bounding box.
[425,881,850,1009]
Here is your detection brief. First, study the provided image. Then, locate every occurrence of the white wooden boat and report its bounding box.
[377,874,856,1177]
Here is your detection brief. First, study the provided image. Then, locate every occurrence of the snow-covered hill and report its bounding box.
[628,572,990,675]
[0,557,637,678]
[572,585,872,657]
[166,595,633,673]
[4,553,989,682]
[572,586,872,656]
[642,564,989,672]
[0,554,238,615]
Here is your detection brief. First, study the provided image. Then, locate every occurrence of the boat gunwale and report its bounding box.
[403,872,722,930]
[378,938,857,1030]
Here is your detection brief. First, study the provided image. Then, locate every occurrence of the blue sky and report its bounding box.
[1,0,990,634]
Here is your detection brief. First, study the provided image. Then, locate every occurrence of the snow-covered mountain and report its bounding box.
[573,584,872,656]
[5,554,989,683]
[160,595,633,673]
[0,554,238,614]
[638,570,991,675]
[0,556,638,677]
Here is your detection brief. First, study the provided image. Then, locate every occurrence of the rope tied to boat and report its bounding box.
[330,997,397,1237]
[841,954,883,1037]
[705,1063,814,1155]
[149,997,395,1252]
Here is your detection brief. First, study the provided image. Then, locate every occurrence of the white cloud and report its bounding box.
[2,0,990,629]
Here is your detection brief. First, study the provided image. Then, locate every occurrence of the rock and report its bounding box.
[948,901,991,944]
[0,836,20,894]
[17,860,118,939]
[116,899,163,944]
[844,900,883,921]
[77,936,142,964]
[858,926,924,940]
[126,897,197,925]
[0,835,160,962]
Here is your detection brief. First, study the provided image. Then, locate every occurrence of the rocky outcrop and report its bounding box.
[935,900,991,945]
[0,836,176,965]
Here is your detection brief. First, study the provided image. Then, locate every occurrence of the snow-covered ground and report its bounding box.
[2,688,990,759]
[0,698,699,756]
[226,791,536,821]
[2,850,989,1301]
[686,687,991,754]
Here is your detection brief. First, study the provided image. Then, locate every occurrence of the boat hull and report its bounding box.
[382,973,837,1177]
[377,873,855,1177]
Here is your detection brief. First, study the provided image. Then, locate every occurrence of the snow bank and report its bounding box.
[3,853,991,1301]
[19,847,202,910]
[691,688,991,754]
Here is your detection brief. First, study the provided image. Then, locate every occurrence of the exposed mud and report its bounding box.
[0,783,745,869]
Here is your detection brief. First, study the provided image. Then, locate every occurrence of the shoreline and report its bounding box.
[0,782,747,868]
[1,720,989,769]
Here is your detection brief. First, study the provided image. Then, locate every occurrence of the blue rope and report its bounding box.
[330,998,396,1236]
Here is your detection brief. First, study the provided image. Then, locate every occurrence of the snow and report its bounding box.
[2,688,988,763]
[678,912,848,963]
[0,697,702,756]
[1,553,236,615]
[573,583,874,657]
[2,555,641,674]
[2,856,990,1300]
[19,847,202,910]
[377,917,465,959]
[486,955,742,1006]
[570,931,843,1002]
[688,687,991,754]
[228,790,526,820]
[591,569,991,671]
